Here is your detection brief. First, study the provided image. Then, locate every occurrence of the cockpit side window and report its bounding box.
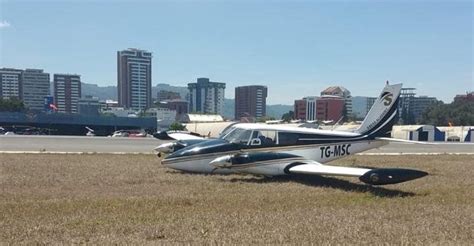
[252,130,277,146]
[219,126,235,138]
[221,128,252,144]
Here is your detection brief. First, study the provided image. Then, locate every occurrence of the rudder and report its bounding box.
[356,83,402,137]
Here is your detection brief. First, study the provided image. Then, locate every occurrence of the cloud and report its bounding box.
[0,20,11,29]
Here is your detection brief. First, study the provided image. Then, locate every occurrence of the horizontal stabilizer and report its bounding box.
[375,137,438,145]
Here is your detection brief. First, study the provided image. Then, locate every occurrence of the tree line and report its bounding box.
[0,98,26,112]
[421,100,474,126]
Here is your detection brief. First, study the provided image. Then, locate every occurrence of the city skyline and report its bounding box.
[1,1,472,104]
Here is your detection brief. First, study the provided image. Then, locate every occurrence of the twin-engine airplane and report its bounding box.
[154,83,428,185]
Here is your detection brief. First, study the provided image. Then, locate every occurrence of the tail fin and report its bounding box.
[356,83,402,138]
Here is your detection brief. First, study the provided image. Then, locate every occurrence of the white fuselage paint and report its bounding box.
[163,140,387,176]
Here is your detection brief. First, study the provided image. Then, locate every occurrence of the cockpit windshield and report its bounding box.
[220,128,252,144]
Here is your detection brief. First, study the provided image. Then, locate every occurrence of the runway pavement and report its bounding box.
[0,135,473,154]
[0,135,166,153]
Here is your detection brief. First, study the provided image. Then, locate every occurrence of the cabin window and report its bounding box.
[278,132,299,145]
[250,130,277,146]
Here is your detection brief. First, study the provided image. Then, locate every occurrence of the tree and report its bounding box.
[0,98,26,112]
[421,101,474,126]
[281,110,294,122]
[168,122,186,131]
[256,116,276,123]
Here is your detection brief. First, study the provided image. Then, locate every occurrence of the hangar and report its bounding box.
[392,125,446,142]
[463,128,474,142]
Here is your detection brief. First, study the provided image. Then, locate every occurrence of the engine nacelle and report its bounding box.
[209,155,233,168]
[359,168,428,185]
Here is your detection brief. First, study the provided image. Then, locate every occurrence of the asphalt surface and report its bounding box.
[1,135,473,154]
[0,135,166,153]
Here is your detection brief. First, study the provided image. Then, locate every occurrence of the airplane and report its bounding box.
[154,83,428,185]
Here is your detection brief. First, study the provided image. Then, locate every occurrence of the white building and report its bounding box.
[101,107,138,117]
[146,107,177,130]
[188,78,225,115]
[0,68,23,99]
[303,96,318,121]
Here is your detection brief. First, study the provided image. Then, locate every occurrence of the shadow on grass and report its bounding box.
[224,174,416,198]
[165,169,416,198]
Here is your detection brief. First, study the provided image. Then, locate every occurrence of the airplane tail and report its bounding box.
[356,83,402,138]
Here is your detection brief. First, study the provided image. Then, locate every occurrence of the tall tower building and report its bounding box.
[22,69,50,111]
[235,85,267,120]
[53,74,81,113]
[117,48,152,110]
[188,78,225,115]
[0,68,23,100]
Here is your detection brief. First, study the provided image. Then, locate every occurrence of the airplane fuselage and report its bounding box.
[161,138,387,176]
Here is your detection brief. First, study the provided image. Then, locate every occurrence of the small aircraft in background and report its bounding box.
[111,129,147,138]
[154,83,428,186]
[85,127,96,136]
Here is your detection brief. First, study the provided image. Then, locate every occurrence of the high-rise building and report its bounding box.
[188,78,226,115]
[0,68,23,100]
[399,88,416,116]
[398,87,437,124]
[316,96,345,122]
[117,48,152,110]
[235,85,267,120]
[21,69,50,111]
[411,96,437,122]
[352,96,377,119]
[53,74,81,113]
[321,86,352,116]
[366,97,377,115]
[294,99,307,120]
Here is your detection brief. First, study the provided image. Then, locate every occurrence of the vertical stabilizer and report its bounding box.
[356,83,402,137]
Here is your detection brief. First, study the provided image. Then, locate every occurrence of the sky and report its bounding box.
[0,0,472,104]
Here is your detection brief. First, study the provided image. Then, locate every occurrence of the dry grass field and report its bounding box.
[1,153,473,244]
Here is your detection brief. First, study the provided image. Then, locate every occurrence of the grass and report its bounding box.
[0,153,473,244]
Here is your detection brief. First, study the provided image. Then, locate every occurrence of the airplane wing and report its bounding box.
[167,132,204,140]
[288,162,370,177]
[287,161,428,185]
[210,152,427,185]
[288,161,428,185]
[153,130,205,140]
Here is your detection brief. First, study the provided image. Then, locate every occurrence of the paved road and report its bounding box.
[0,135,167,153]
[1,135,473,154]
